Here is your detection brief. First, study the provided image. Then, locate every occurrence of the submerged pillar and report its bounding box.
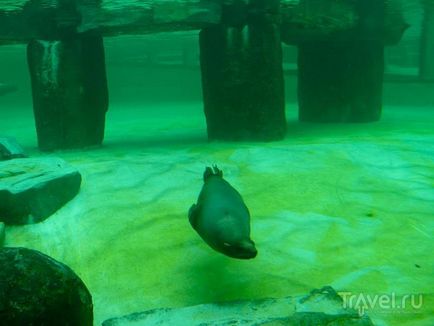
[199,0,286,141]
[27,36,108,151]
[297,0,385,123]
[420,0,434,81]
[297,41,384,122]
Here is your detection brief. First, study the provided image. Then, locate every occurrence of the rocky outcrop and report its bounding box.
[0,247,93,326]
[293,286,374,325]
[0,157,81,225]
[102,286,373,326]
[0,137,26,160]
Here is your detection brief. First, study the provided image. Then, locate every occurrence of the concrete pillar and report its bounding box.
[27,36,108,151]
[199,0,286,141]
[297,0,385,123]
[298,41,384,122]
[420,0,434,81]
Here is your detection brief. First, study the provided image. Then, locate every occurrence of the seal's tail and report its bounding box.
[203,165,223,181]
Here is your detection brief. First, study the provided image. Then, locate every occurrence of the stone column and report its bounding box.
[298,41,384,122]
[27,36,108,151]
[297,0,385,123]
[420,0,434,81]
[199,0,286,141]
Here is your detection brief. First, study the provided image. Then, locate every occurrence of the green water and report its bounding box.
[0,33,433,326]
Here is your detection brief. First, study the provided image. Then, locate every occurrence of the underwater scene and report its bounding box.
[0,1,433,325]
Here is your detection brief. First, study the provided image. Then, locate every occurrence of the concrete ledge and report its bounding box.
[102,286,373,326]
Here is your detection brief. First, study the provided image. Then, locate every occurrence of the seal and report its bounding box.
[189,165,257,259]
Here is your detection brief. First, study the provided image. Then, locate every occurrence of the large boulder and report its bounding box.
[0,157,81,225]
[0,247,93,326]
[293,286,374,325]
[103,286,373,326]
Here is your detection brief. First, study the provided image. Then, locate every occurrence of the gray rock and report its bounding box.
[294,286,374,325]
[0,222,4,247]
[0,247,93,326]
[102,286,374,326]
[0,136,27,160]
[0,157,81,225]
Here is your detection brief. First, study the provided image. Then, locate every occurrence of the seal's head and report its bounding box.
[219,239,257,260]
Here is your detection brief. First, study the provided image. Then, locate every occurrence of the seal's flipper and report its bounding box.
[188,204,199,230]
[212,165,223,177]
[203,165,223,181]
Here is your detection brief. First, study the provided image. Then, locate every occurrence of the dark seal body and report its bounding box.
[189,166,257,259]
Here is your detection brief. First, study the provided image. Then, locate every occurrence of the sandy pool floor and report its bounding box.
[1,102,433,325]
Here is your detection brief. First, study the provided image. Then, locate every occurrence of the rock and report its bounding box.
[0,247,93,326]
[294,286,374,325]
[102,286,373,326]
[0,157,81,225]
[102,296,294,326]
[0,222,4,247]
[0,137,27,160]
